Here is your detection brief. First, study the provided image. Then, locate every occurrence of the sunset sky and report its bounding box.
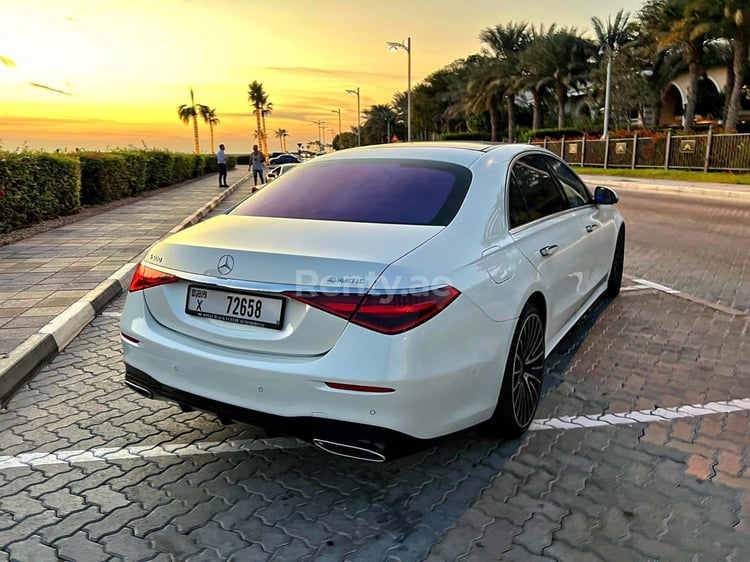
[1,0,644,155]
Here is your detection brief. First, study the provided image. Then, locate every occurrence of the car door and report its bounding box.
[507,154,592,340]
[545,157,616,292]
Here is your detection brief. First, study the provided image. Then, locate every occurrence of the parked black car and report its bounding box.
[269,153,301,166]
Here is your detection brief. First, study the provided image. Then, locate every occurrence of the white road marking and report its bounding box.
[631,278,681,294]
[620,285,650,292]
[0,437,309,470]
[101,312,122,318]
[529,397,750,431]
[2,398,749,469]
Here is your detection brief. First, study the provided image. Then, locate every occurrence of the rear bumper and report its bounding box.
[120,289,516,440]
[125,364,421,453]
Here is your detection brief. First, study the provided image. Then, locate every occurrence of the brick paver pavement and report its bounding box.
[0,176,749,560]
[0,168,250,356]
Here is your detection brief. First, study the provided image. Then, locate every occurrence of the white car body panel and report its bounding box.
[122,289,515,439]
[121,142,625,444]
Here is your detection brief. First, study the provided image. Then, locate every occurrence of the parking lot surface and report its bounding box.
[1,182,749,560]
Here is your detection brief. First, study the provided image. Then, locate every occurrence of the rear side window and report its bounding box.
[231,159,472,226]
[510,155,567,222]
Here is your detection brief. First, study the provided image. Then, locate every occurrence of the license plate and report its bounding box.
[185,285,285,329]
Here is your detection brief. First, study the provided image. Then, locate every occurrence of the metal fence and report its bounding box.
[531,131,750,172]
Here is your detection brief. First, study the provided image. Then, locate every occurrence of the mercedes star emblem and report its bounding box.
[217,255,234,276]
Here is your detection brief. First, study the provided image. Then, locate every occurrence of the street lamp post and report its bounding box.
[603,46,613,139]
[331,108,342,145]
[310,120,325,151]
[345,87,361,146]
[387,36,411,142]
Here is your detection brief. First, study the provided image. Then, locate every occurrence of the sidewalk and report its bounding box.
[0,167,253,405]
[1,170,749,406]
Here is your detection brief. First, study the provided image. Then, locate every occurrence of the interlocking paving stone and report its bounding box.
[4,534,58,562]
[2,192,750,560]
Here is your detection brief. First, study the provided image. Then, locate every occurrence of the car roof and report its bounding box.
[315,142,542,167]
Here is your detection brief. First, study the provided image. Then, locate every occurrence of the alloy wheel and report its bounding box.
[510,312,544,428]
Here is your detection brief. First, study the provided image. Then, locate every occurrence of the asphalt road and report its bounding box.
[616,188,750,313]
[0,188,748,561]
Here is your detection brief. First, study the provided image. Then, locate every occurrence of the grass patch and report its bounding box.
[572,166,750,185]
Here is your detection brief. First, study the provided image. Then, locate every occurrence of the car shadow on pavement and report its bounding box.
[264,296,616,559]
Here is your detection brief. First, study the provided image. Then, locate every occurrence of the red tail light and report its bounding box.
[129,264,179,292]
[284,287,460,334]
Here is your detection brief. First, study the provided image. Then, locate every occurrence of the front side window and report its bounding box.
[508,173,532,229]
[231,159,472,226]
[547,158,591,208]
[510,155,567,223]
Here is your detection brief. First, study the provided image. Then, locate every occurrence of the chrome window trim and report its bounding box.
[505,150,596,234]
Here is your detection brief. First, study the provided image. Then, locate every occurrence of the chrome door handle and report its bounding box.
[539,245,559,257]
[585,224,599,233]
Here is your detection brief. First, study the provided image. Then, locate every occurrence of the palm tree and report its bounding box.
[362,104,400,144]
[462,56,504,141]
[523,26,596,129]
[589,11,639,131]
[640,0,719,131]
[248,81,267,153]
[518,25,555,130]
[714,0,750,131]
[177,88,201,154]
[479,22,532,141]
[199,106,219,154]
[275,128,289,152]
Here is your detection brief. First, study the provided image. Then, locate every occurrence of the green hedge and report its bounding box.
[0,149,236,235]
[520,128,585,142]
[440,132,493,141]
[0,153,81,233]
[113,150,149,195]
[79,153,130,205]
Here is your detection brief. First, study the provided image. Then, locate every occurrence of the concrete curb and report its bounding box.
[0,176,247,407]
[581,176,750,201]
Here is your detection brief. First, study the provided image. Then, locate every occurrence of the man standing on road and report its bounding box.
[217,143,228,187]
[249,144,266,190]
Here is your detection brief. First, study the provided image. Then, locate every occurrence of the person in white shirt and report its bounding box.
[217,144,228,187]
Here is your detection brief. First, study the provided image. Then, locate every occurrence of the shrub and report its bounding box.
[79,153,130,205]
[0,152,80,233]
[113,150,148,195]
[520,128,585,142]
[144,151,175,189]
[440,132,493,141]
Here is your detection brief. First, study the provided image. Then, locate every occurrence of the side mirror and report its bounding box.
[594,186,619,205]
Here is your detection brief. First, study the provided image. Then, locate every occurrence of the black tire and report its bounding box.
[605,226,625,298]
[490,302,545,439]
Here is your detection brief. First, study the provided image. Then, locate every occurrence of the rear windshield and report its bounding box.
[230,159,472,226]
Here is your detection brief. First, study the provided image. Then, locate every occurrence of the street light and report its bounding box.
[387,36,411,142]
[310,120,325,150]
[331,108,342,141]
[345,87,361,146]
[603,46,613,139]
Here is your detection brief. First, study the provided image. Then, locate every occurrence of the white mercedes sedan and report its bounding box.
[120,142,624,462]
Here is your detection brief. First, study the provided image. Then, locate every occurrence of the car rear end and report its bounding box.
[121,146,502,457]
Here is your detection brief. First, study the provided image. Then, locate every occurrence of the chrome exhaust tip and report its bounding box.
[312,438,387,463]
[125,380,153,399]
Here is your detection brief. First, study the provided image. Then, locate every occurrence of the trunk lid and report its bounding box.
[142,215,442,356]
